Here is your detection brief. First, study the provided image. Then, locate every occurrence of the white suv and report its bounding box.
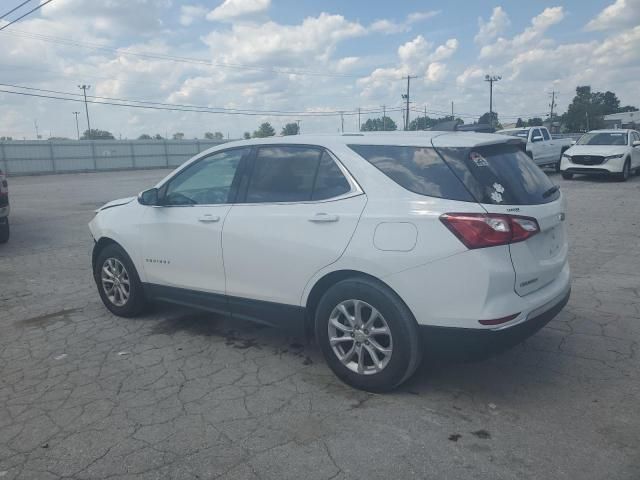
[89,133,571,391]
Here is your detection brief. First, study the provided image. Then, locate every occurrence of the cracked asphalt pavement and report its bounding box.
[1,169,639,479]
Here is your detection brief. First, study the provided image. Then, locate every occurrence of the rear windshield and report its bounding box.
[347,145,474,202]
[436,144,560,205]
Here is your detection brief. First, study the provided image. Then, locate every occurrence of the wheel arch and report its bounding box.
[304,269,410,333]
[92,237,122,272]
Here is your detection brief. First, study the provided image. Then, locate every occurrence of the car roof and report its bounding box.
[586,129,634,133]
[215,131,520,150]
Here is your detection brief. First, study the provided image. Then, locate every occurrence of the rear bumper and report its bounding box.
[420,288,570,360]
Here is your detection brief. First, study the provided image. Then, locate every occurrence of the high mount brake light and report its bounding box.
[440,213,540,249]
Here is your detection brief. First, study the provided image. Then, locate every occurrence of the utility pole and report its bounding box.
[33,119,39,139]
[296,119,301,134]
[357,107,361,131]
[549,90,557,120]
[484,74,501,128]
[401,75,417,131]
[423,105,427,130]
[451,101,454,118]
[340,111,344,133]
[72,112,80,140]
[78,85,92,139]
[585,110,589,131]
[382,105,386,131]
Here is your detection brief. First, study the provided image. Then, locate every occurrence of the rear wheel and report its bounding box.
[94,243,148,317]
[561,172,573,180]
[617,159,631,182]
[315,278,422,392]
[0,218,8,244]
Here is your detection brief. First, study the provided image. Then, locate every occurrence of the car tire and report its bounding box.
[617,159,631,182]
[94,243,148,317]
[314,277,422,392]
[0,218,9,244]
[561,172,573,180]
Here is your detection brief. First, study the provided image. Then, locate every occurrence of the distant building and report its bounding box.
[604,111,639,129]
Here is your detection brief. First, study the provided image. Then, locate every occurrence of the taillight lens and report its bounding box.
[440,213,540,249]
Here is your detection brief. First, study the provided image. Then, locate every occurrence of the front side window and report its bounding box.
[542,128,551,140]
[245,146,351,203]
[163,148,248,205]
[531,129,542,141]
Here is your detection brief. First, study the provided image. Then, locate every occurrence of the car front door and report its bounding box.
[222,145,366,325]
[631,132,640,169]
[139,147,250,300]
[529,128,544,165]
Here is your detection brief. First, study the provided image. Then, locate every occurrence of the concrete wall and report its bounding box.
[0,139,228,176]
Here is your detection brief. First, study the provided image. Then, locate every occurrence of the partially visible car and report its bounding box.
[560,129,640,181]
[0,168,9,243]
[497,126,573,171]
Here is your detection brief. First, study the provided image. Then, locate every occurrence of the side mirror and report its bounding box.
[633,141,640,148]
[138,188,159,206]
[532,135,543,143]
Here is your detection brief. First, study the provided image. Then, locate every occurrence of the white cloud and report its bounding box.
[407,11,440,24]
[206,0,270,22]
[180,5,209,26]
[370,19,409,34]
[456,66,484,86]
[426,63,447,83]
[335,56,360,72]
[585,0,640,31]
[398,35,432,63]
[430,39,459,62]
[480,7,564,59]
[475,6,510,44]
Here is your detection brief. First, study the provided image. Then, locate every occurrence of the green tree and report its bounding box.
[204,132,214,139]
[281,123,299,135]
[408,115,462,130]
[478,112,499,126]
[172,132,185,140]
[243,132,251,139]
[153,134,164,140]
[0,136,12,141]
[81,129,115,140]
[617,105,639,113]
[515,118,525,128]
[526,117,544,127]
[253,122,276,138]
[563,86,626,132]
[360,116,397,131]
[138,134,152,140]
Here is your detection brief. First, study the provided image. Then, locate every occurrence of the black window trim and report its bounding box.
[156,146,252,207]
[235,143,363,205]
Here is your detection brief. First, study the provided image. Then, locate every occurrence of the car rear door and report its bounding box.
[433,139,568,297]
[222,145,366,319]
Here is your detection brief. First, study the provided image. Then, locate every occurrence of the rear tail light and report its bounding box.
[440,213,540,249]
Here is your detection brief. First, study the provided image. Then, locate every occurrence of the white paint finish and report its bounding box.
[373,222,418,252]
[138,204,231,293]
[496,127,572,167]
[223,195,367,305]
[561,130,640,173]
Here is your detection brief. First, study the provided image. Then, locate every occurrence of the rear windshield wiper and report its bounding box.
[542,185,560,199]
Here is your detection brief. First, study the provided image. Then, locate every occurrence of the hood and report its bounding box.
[95,196,136,213]
[565,145,628,157]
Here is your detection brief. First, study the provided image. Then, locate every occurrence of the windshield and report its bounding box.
[499,129,529,138]
[577,132,628,146]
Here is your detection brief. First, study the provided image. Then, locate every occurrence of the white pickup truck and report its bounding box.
[497,127,573,171]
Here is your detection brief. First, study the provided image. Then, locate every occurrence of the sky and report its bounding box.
[0,0,639,139]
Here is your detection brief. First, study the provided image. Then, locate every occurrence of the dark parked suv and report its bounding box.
[0,169,9,243]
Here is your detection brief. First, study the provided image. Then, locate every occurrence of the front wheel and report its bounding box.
[0,218,8,244]
[315,278,422,392]
[94,243,148,317]
[617,160,631,182]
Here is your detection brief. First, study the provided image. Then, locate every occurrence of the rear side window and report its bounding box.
[436,144,560,205]
[347,145,474,202]
[542,128,550,140]
[245,146,352,203]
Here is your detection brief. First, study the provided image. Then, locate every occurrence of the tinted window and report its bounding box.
[531,129,542,140]
[164,148,248,205]
[633,132,640,143]
[312,152,351,200]
[348,145,473,202]
[577,132,628,145]
[436,144,560,205]
[246,146,321,203]
[542,128,551,140]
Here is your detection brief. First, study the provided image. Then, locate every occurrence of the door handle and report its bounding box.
[309,213,339,223]
[198,214,220,223]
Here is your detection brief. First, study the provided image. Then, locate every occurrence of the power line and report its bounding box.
[0,87,404,118]
[0,0,54,31]
[0,82,394,116]
[0,0,33,20]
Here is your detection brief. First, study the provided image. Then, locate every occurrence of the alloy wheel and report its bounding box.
[101,258,131,307]
[328,299,393,375]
